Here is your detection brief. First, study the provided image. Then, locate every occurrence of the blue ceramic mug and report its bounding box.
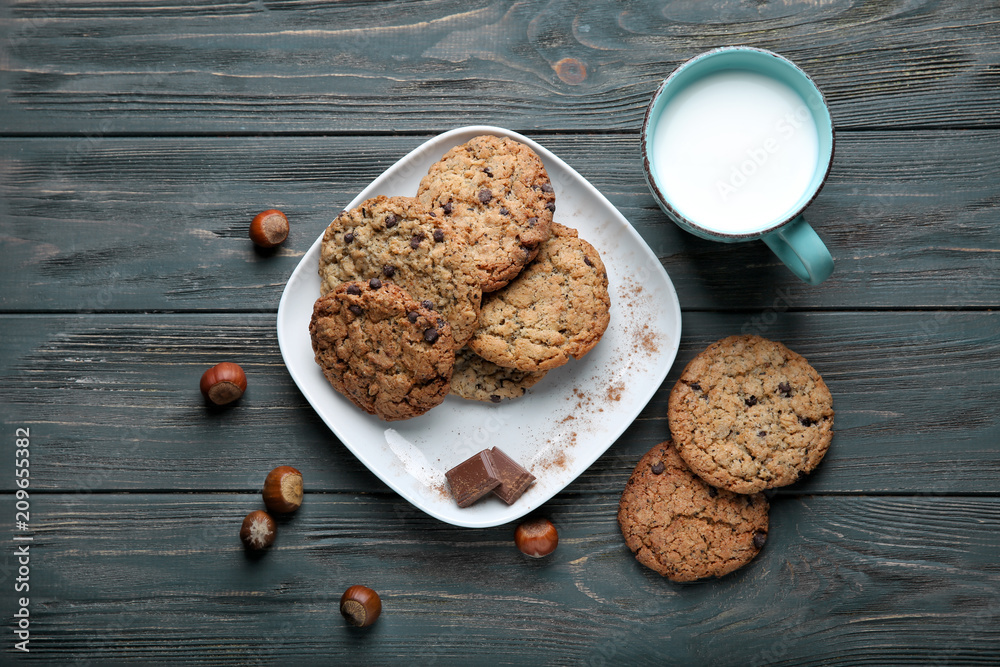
[641,47,835,285]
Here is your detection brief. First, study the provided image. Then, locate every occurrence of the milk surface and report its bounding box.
[652,70,819,234]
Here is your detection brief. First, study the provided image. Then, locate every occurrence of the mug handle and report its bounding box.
[761,216,834,285]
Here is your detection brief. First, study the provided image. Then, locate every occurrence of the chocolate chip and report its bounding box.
[382,265,396,278]
[385,214,397,228]
[407,311,418,323]
[584,256,593,267]
[650,461,665,475]
[346,284,361,295]
[745,396,758,407]
[478,188,492,204]
[799,416,815,427]
[753,531,767,550]
[344,231,355,244]
[489,395,501,404]
[777,382,792,397]
[707,486,718,498]
[527,217,538,227]
[540,183,553,193]
[368,278,381,290]
[348,304,362,316]
[483,167,492,177]
[690,382,702,392]
[758,431,767,438]
[546,202,556,212]
[437,318,445,329]
[423,328,439,343]
[433,229,444,243]
[410,233,424,249]
[499,207,510,216]
[421,300,434,311]
[797,470,808,481]
[442,201,453,215]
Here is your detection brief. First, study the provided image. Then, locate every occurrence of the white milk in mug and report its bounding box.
[652,70,820,235]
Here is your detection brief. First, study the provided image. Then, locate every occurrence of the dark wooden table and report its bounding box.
[2,1,999,664]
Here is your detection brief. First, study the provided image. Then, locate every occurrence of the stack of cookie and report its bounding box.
[309,135,611,421]
[618,335,834,581]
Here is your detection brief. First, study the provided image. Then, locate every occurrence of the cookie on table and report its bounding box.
[668,335,834,494]
[416,135,555,293]
[468,223,610,372]
[618,440,769,582]
[450,346,548,403]
[318,195,481,351]
[309,280,455,421]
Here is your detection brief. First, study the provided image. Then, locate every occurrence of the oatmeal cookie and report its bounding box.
[667,335,834,494]
[318,195,481,351]
[450,346,548,403]
[618,440,769,582]
[417,135,555,292]
[309,280,454,421]
[468,224,610,372]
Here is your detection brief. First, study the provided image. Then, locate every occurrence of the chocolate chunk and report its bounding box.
[410,233,425,249]
[584,256,593,267]
[690,382,702,392]
[407,311,418,323]
[423,328,439,343]
[445,451,500,508]
[368,277,381,290]
[546,202,555,212]
[499,207,510,216]
[421,300,434,311]
[344,231,355,244]
[382,265,396,278]
[707,486,718,498]
[777,382,792,397]
[540,182,554,193]
[488,447,536,505]
[348,304,362,316]
[758,431,767,438]
[385,214,397,228]
[650,461,665,475]
[745,396,758,407]
[799,416,815,427]
[489,395,501,404]
[442,201,453,215]
[346,284,361,296]
[478,188,492,204]
[752,530,767,550]
[433,229,445,243]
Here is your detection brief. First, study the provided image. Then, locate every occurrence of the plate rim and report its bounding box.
[276,125,682,528]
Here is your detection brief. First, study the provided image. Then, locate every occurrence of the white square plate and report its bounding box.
[277,126,682,528]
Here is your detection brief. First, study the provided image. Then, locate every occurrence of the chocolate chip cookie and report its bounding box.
[416,135,555,292]
[309,280,455,421]
[618,440,769,582]
[468,224,610,372]
[450,346,548,403]
[668,335,834,494]
[318,195,481,351]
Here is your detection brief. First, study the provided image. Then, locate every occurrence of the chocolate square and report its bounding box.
[488,447,536,505]
[445,451,500,508]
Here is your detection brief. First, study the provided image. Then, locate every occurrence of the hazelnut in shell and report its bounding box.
[249,209,289,248]
[240,510,276,551]
[262,465,303,514]
[340,585,381,627]
[200,362,247,406]
[514,517,558,558]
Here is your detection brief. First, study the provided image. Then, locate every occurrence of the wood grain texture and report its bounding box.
[1,312,997,494]
[2,132,998,312]
[0,493,996,665]
[2,0,1000,133]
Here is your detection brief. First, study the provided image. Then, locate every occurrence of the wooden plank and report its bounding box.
[2,1,1000,133]
[0,493,996,664]
[1,312,997,494]
[2,132,998,312]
